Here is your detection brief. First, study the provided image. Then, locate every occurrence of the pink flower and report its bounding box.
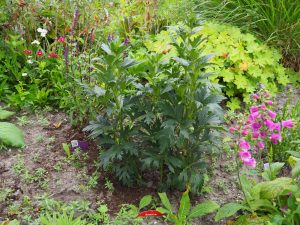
[252,131,259,139]
[282,120,294,129]
[249,111,259,121]
[241,129,249,136]
[243,157,256,168]
[58,37,65,43]
[229,127,236,132]
[260,104,266,110]
[257,141,265,150]
[239,139,251,151]
[265,119,274,130]
[48,53,58,58]
[239,151,251,160]
[270,133,282,144]
[251,122,262,131]
[260,131,268,138]
[268,110,276,119]
[252,94,259,99]
[22,49,32,55]
[273,122,281,132]
[266,100,273,105]
[36,50,43,56]
[244,125,250,129]
[250,106,259,113]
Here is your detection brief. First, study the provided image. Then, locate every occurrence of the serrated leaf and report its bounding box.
[215,203,246,222]
[139,195,152,210]
[0,122,25,148]
[188,201,219,219]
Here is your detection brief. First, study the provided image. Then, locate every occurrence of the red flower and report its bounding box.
[48,53,58,58]
[137,210,164,217]
[57,37,65,43]
[36,50,43,56]
[22,49,32,55]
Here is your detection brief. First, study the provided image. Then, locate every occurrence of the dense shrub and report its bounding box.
[84,26,225,193]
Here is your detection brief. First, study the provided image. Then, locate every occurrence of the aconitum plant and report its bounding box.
[230,89,294,168]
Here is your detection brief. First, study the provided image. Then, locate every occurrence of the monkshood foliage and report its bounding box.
[144,22,291,110]
[84,26,225,193]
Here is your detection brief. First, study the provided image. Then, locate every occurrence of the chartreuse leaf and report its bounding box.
[0,122,25,148]
[188,201,219,219]
[291,161,300,177]
[158,193,173,212]
[0,109,15,120]
[178,190,190,221]
[139,195,152,210]
[253,177,293,200]
[215,203,247,222]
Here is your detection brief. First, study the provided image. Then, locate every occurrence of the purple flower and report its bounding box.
[124,36,130,46]
[107,33,114,42]
[282,120,294,129]
[71,9,80,35]
[252,94,259,99]
[270,133,281,144]
[260,104,266,110]
[239,139,251,151]
[229,127,236,132]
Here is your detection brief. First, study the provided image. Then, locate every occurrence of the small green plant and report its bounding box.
[62,143,71,158]
[87,171,99,189]
[12,155,26,174]
[104,178,114,194]
[53,161,63,172]
[155,191,219,225]
[16,115,30,126]
[35,134,45,143]
[39,212,86,225]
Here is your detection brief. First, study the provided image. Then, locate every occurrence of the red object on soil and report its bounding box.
[137,210,164,217]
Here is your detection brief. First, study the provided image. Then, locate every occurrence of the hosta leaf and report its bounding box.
[0,109,15,120]
[253,177,293,199]
[189,201,219,219]
[215,203,247,222]
[0,122,25,148]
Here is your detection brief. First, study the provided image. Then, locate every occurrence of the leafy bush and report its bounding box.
[84,26,225,193]
[197,0,300,68]
[144,22,290,110]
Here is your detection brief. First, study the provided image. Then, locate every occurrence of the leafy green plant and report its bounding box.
[197,0,300,67]
[156,191,219,225]
[145,22,290,110]
[0,107,25,148]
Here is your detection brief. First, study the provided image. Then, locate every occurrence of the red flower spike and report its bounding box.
[137,210,164,217]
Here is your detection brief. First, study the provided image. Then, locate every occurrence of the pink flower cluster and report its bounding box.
[230,91,294,168]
